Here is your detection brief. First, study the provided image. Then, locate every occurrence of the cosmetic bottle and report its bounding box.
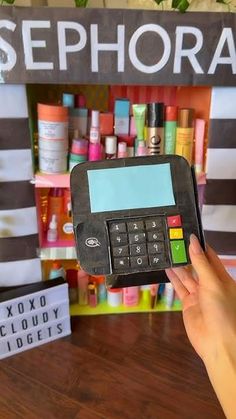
[107,288,122,307]
[147,103,164,155]
[175,108,194,164]
[97,277,107,303]
[123,286,139,307]
[194,118,206,174]
[66,269,78,304]
[88,282,97,307]
[136,140,147,156]
[117,141,127,158]
[75,93,86,108]
[49,261,66,280]
[47,188,64,227]
[70,108,88,138]
[63,188,71,213]
[105,136,117,159]
[62,93,74,108]
[62,93,75,144]
[59,202,74,240]
[150,284,159,309]
[88,142,102,161]
[132,104,146,140]
[140,285,150,305]
[100,112,114,136]
[165,283,175,309]
[164,106,177,154]
[114,99,130,135]
[90,110,100,144]
[47,214,58,242]
[77,270,89,305]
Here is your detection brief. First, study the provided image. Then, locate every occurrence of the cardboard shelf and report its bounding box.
[34,171,206,188]
[38,246,77,260]
[34,173,70,188]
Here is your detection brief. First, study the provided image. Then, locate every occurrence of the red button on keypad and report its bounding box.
[167,215,182,227]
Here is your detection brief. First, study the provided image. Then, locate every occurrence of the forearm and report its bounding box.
[204,344,236,419]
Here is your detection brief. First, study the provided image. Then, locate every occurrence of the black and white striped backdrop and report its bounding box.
[0,85,42,286]
[0,84,235,286]
[202,87,236,257]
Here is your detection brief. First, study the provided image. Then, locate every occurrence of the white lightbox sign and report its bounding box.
[0,282,71,359]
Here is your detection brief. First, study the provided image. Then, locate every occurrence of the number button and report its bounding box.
[127,220,144,232]
[147,231,164,242]
[112,245,129,257]
[129,232,146,244]
[149,254,165,267]
[145,218,162,230]
[110,222,126,233]
[130,243,147,256]
[110,233,128,245]
[147,242,164,254]
[113,257,130,270]
[130,255,148,268]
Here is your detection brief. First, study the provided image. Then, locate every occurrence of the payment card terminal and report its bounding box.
[70,155,205,288]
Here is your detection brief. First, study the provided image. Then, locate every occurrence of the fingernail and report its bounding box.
[190,234,203,255]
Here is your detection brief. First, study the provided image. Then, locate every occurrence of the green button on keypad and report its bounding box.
[170,240,187,264]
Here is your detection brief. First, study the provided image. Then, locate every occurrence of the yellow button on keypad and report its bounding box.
[169,228,183,240]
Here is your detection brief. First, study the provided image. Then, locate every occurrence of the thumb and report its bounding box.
[189,234,220,287]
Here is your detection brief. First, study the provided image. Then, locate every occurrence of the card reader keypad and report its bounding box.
[108,216,170,273]
[108,215,188,273]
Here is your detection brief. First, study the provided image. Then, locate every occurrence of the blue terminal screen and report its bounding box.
[87,163,175,213]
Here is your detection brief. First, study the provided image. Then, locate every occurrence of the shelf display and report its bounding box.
[0,7,235,318]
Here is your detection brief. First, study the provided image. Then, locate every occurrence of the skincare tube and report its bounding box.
[136,140,147,156]
[194,118,206,174]
[132,104,146,140]
[147,103,164,155]
[164,106,177,154]
[123,286,139,307]
[77,270,89,305]
[165,283,175,309]
[175,108,194,164]
[117,141,127,158]
[150,284,159,309]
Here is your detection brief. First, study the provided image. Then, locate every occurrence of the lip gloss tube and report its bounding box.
[88,282,97,307]
[147,103,164,155]
[175,108,194,164]
[150,284,159,309]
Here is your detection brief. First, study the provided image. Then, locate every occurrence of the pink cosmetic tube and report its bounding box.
[117,141,127,158]
[123,286,139,307]
[194,118,206,174]
[88,142,102,161]
[71,138,88,155]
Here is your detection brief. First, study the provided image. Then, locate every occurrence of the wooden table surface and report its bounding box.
[0,312,225,419]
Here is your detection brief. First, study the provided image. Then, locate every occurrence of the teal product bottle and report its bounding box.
[49,262,66,280]
[164,106,177,154]
[98,282,107,303]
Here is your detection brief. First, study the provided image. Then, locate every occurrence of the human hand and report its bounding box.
[165,234,236,364]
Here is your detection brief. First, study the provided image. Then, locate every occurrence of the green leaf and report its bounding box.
[154,0,165,4]
[74,0,88,7]
[2,0,15,4]
[216,0,228,3]
[176,0,190,12]
[172,0,181,8]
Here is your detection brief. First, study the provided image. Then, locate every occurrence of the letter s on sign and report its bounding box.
[0,20,17,72]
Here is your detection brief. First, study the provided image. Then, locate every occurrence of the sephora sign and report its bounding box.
[0,7,236,85]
